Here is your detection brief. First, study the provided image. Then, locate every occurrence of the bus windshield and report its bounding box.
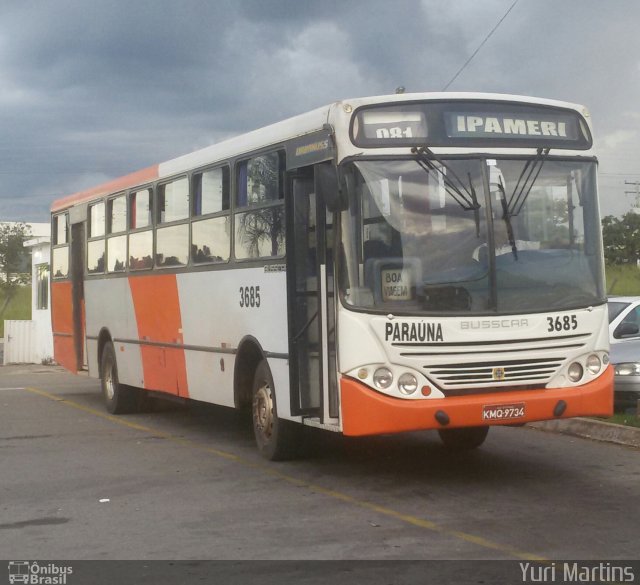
[339,157,604,314]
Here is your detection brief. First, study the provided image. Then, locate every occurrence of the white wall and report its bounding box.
[26,237,53,364]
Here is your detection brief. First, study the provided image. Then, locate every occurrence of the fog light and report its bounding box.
[568,362,583,382]
[586,354,601,375]
[398,373,418,395]
[373,367,393,389]
[614,363,640,376]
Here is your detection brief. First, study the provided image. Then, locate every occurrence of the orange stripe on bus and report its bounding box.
[51,165,159,212]
[51,281,77,373]
[340,368,613,437]
[128,274,189,398]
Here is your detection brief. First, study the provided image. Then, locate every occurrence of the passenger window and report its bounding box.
[193,167,230,216]
[89,202,106,238]
[87,240,105,274]
[234,207,285,259]
[236,152,283,207]
[107,235,127,272]
[156,224,188,267]
[192,217,230,263]
[108,195,127,234]
[129,230,153,270]
[234,151,285,259]
[52,247,69,278]
[158,178,189,223]
[53,214,68,245]
[130,189,152,229]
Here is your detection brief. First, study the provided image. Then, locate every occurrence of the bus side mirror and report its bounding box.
[317,162,348,212]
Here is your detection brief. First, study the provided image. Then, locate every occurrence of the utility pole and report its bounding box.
[625,180,640,212]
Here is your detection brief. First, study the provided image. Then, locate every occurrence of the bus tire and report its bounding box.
[100,342,138,415]
[252,359,299,461]
[438,426,489,450]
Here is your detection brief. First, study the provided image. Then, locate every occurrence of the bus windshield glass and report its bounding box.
[339,157,604,314]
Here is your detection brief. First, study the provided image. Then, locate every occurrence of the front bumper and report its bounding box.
[340,366,613,436]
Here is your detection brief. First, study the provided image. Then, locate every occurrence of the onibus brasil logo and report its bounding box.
[8,562,72,585]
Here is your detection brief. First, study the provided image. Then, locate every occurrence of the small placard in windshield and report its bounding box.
[381,267,414,301]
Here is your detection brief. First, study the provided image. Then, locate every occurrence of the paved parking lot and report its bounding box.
[1,364,639,562]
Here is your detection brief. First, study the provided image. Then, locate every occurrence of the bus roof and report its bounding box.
[51,92,588,213]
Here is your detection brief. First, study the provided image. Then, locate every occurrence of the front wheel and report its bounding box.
[438,426,489,451]
[252,359,300,461]
[101,342,139,414]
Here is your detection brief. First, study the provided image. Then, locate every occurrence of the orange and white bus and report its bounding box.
[50,92,613,459]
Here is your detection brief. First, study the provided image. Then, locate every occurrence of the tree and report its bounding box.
[0,222,32,319]
[602,212,640,265]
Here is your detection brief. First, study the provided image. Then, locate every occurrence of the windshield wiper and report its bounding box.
[411,146,481,217]
[506,147,550,216]
[496,147,551,261]
[495,178,518,260]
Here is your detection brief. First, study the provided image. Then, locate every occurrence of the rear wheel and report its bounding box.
[438,426,489,450]
[252,359,300,460]
[101,342,139,414]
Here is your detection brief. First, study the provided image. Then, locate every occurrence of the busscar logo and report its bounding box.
[8,562,73,585]
[492,367,506,381]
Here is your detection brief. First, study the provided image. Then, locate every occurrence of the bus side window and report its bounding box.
[129,188,153,270]
[192,166,231,264]
[156,178,189,267]
[87,202,105,274]
[107,194,127,273]
[52,213,70,278]
[234,151,286,260]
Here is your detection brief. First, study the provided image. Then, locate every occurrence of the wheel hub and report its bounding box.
[253,384,274,440]
[104,362,115,400]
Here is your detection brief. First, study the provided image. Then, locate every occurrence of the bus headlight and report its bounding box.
[586,354,601,375]
[568,362,583,382]
[373,367,393,389]
[397,373,418,395]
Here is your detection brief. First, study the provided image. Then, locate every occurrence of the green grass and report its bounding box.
[0,286,32,338]
[605,264,640,296]
[602,413,640,429]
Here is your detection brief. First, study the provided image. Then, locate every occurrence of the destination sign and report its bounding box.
[355,110,427,142]
[351,100,592,149]
[445,112,579,141]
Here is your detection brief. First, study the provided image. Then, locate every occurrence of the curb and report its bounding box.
[529,418,640,448]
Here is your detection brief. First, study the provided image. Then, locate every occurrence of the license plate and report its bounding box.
[482,402,525,421]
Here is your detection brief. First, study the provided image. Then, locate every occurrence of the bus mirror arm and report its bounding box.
[317,161,349,212]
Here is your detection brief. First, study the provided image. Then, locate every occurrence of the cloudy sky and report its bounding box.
[1,0,638,223]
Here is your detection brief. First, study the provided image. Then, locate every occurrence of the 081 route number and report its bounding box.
[239,286,261,308]
[547,314,577,332]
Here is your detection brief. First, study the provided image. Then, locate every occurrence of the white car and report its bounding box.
[608,296,640,345]
[609,340,640,411]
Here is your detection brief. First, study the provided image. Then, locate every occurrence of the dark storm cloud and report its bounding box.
[0,0,638,221]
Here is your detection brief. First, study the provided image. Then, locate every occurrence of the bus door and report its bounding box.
[287,166,339,421]
[70,221,87,370]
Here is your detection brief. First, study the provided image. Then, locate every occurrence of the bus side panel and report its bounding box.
[129,273,189,398]
[84,277,144,385]
[177,269,291,415]
[51,280,77,373]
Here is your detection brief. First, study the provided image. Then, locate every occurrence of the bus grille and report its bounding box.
[424,358,564,388]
